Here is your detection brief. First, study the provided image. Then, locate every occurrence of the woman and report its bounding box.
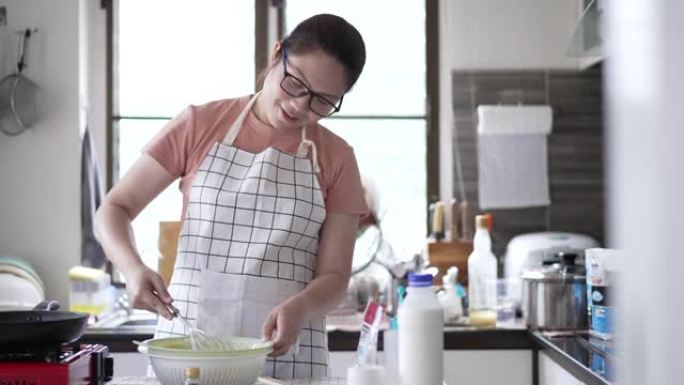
[95,14,367,379]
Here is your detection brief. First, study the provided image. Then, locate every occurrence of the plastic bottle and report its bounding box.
[467,215,498,327]
[438,266,464,323]
[184,367,200,385]
[398,273,444,385]
[383,285,405,384]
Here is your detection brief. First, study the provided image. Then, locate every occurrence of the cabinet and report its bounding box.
[110,353,149,377]
[328,351,358,378]
[329,350,532,385]
[444,350,532,385]
[539,351,586,385]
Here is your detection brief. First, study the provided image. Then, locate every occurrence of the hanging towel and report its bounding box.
[81,126,107,268]
[477,105,552,209]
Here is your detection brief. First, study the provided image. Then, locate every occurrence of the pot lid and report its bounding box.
[522,263,586,282]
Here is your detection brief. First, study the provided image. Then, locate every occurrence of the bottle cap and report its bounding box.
[185,367,200,379]
[475,215,488,230]
[407,273,433,287]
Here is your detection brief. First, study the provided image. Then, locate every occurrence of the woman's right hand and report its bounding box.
[124,263,174,320]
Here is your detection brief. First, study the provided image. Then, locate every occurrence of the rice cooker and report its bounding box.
[504,232,599,280]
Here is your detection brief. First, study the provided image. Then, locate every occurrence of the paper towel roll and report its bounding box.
[477,105,552,136]
[476,105,553,209]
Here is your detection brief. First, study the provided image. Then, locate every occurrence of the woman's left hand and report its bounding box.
[261,294,311,356]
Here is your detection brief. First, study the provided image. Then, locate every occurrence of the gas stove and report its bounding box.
[0,343,113,385]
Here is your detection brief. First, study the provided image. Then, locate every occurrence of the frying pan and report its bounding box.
[0,300,89,352]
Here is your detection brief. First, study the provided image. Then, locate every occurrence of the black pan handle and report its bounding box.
[33,300,61,311]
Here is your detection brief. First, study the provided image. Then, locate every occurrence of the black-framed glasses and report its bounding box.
[280,48,344,117]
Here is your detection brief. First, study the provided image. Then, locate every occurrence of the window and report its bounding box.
[108,1,432,281]
[285,1,428,270]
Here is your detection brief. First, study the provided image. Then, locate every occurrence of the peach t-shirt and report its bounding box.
[144,95,368,220]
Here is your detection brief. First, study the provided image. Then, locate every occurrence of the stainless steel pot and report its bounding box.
[522,259,588,331]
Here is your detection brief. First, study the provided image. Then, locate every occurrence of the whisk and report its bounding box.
[167,304,236,351]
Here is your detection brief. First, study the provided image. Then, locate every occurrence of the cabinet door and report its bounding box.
[538,351,586,385]
[444,350,533,385]
[328,351,360,378]
[111,353,149,377]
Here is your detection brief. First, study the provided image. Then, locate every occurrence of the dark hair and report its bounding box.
[282,14,366,91]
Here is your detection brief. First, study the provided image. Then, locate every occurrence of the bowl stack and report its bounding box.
[0,256,44,310]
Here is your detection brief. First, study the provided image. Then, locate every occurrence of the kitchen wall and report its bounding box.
[437,0,604,258]
[438,0,585,211]
[0,0,105,305]
[452,68,604,257]
[442,0,582,71]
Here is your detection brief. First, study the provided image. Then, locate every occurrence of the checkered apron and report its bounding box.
[153,93,330,379]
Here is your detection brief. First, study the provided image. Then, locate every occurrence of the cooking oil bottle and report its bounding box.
[184,367,200,385]
[467,215,497,327]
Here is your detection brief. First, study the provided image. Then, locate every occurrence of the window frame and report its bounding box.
[103,0,439,283]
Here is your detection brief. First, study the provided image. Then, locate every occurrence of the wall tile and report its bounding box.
[452,67,605,260]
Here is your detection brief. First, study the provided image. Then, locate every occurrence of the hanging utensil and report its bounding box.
[0,28,42,136]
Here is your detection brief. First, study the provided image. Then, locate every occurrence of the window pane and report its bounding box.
[118,1,255,117]
[285,1,426,116]
[118,119,183,269]
[321,118,427,263]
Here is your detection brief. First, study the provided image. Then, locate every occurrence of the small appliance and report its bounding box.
[0,343,113,384]
[504,231,599,280]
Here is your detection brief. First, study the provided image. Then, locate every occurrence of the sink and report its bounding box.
[89,309,158,330]
[120,318,158,326]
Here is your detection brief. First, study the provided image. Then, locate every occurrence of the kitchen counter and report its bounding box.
[81,317,613,385]
[81,314,533,352]
[531,331,614,385]
[107,377,346,385]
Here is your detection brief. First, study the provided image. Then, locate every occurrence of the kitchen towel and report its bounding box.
[477,105,552,209]
[81,126,107,268]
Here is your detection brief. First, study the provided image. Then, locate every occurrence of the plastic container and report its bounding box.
[496,278,521,326]
[467,215,498,327]
[585,248,619,340]
[382,328,398,384]
[383,285,403,384]
[398,273,443,385]
[437,266,463,323]
[68,266,111,316]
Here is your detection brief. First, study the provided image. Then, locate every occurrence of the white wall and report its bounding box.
[606,0,684,384]
[442,0,581,71]
[438,0,583,217]
[0,1,105,306]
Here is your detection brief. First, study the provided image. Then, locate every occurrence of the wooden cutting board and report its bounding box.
[157,221,181,287]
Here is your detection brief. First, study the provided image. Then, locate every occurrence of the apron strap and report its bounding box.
[296,126,321,173]
[224,91,321,173]
[222,92,262,145]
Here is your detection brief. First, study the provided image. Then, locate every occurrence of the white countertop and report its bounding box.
[107,377,346,385]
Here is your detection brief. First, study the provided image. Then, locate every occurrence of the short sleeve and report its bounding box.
[324,147,369,215]
[143,105,196,177]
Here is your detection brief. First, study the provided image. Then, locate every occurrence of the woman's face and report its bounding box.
[258,47,348,131]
